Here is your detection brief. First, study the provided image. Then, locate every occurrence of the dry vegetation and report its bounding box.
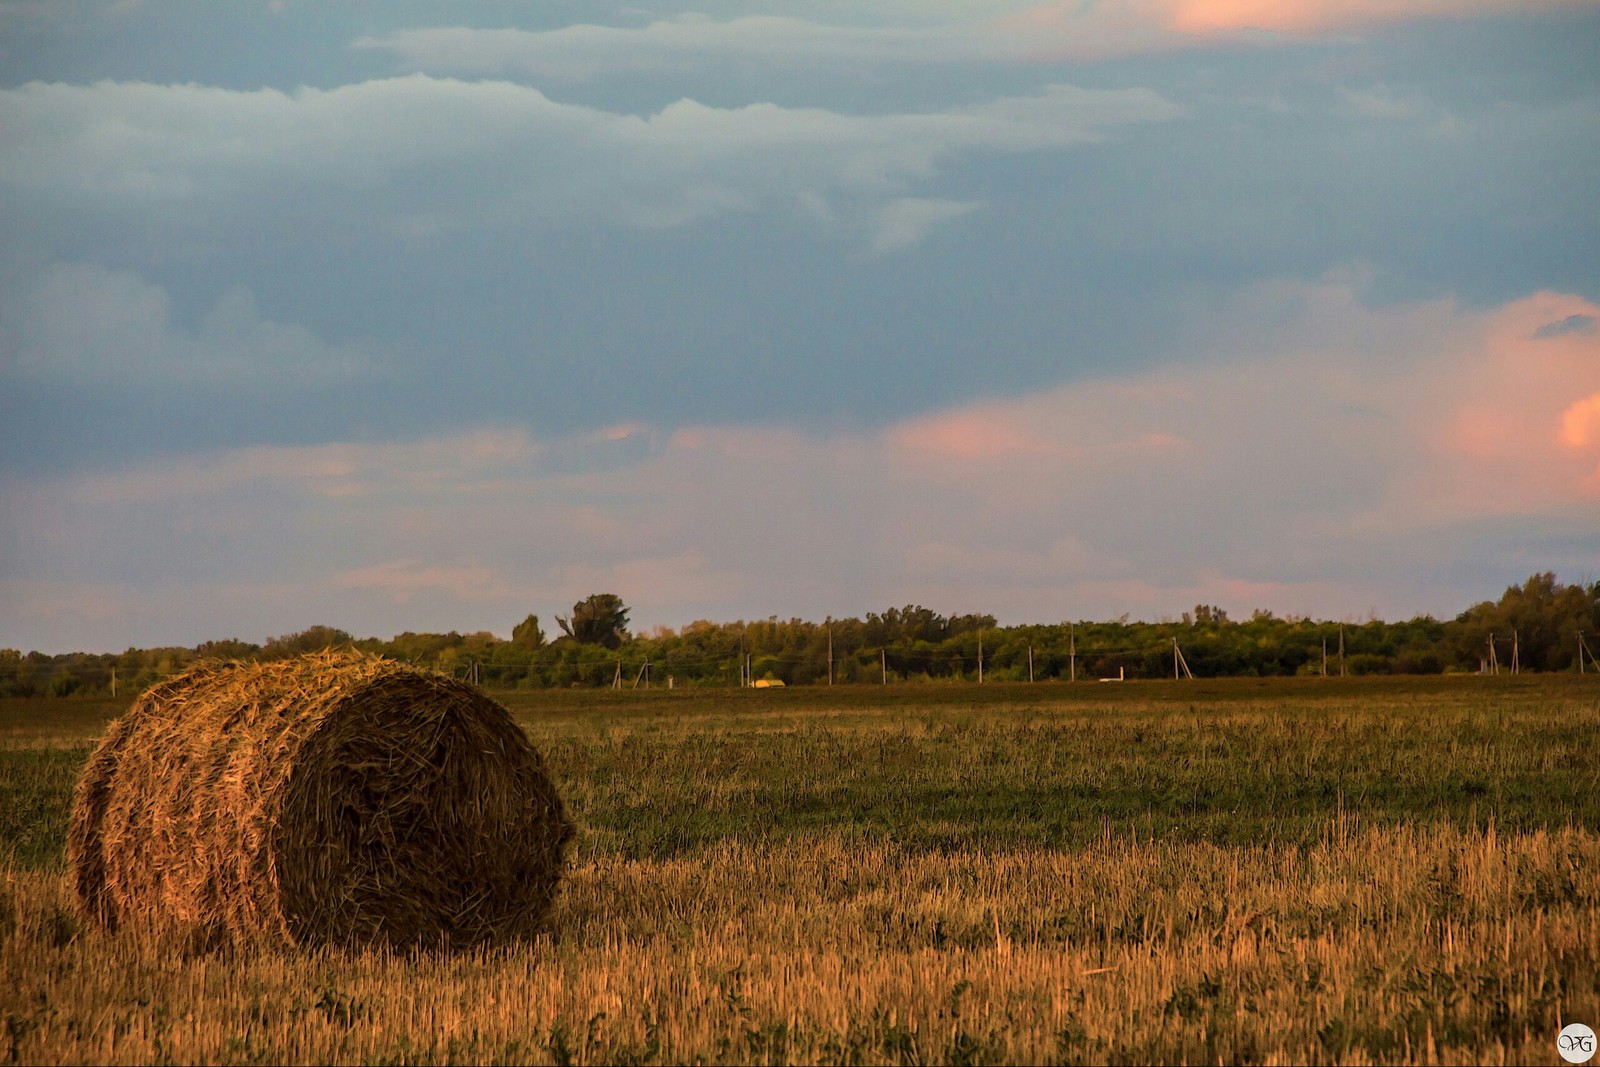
[70,654,571,948]
[3,676,1599,1064]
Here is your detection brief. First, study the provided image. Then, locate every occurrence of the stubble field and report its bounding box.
[2,675,1598,1064]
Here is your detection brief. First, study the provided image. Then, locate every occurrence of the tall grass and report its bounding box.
[3,676,1598,1064]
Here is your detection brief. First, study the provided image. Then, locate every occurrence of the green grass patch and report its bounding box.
[5,675,1594,869]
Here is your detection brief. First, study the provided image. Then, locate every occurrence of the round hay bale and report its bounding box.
[68,650,573,948]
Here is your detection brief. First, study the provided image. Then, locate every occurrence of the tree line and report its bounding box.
[3,573,1597,699]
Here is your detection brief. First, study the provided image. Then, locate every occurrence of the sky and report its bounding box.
[1,0,1597,653]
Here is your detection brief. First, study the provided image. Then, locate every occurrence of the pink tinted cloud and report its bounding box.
[8,282,1596,651]
[1001,0,1583,57]
[1412,292,1600,517]
[885,379,1194,481]
[554,552,744,609]
[1167,0,1557,35]
[332,558,498,604]
[58,427,540,505]
[888,409,1066,461]
[1562,393,1600,450]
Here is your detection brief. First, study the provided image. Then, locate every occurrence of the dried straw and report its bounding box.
[68,651,573,949]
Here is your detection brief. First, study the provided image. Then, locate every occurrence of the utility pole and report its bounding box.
[111,666,117,698]
[1512,630,1520,674]
[1174,637,1180,680]
[1338,626,1346,677]
[1488,634,1499,675]
[1580,632,1587,674]
[881,648,887,685]
[827,626,834,686]
[1579,632,1597,674]
[1321,638,1328,677]
[614,659,622,690]
[977,630,984,684]
[1069,625,1076,683]
[1027,644,1034,684]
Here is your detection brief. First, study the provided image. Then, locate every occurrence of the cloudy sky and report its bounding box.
[1,0,1597,652]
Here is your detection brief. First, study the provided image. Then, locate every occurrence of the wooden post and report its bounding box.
[828,626,833,687]
[1321,638,1328,677]
[111,666,117,698]
[881,648,887,685]
[1028,644,1034,683]
[1339,626,1346,677]
[978,630,983,684]
[1069,626,1076,683]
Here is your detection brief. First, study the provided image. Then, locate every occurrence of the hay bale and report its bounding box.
[68,650,573,948]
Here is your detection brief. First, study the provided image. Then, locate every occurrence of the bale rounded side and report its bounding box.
[68,651,574,948]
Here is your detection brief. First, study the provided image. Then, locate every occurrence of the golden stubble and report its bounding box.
[5,820,1597,1065]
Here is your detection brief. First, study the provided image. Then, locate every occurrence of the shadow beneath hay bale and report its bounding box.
[67,651,574,951]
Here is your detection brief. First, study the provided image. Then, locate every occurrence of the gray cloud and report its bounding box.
[0,76,1183,240]
[871,197,984,253]
[352,18,1009,80]
[1534,313,1597,339]
[1,261,369,386]
[351,6,1588,82]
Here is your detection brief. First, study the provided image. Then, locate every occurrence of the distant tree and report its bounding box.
[261,625,354,659]
[511,614,546,650]
[1452,573,1600,671]
[195,638,262,661]
[556,594,631,649]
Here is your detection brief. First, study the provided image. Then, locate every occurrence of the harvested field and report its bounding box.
[3,675,1598,1064]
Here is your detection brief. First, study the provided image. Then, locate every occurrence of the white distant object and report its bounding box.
[753,678,786,688]
[1098,666,1126,682]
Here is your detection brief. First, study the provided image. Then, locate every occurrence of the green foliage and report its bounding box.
[556,594,631,650]
[5,575,1596,694]
[1453,572,1600,671]
[261,625,354,659]
[512,614,546,650]
[194,638,262,660]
